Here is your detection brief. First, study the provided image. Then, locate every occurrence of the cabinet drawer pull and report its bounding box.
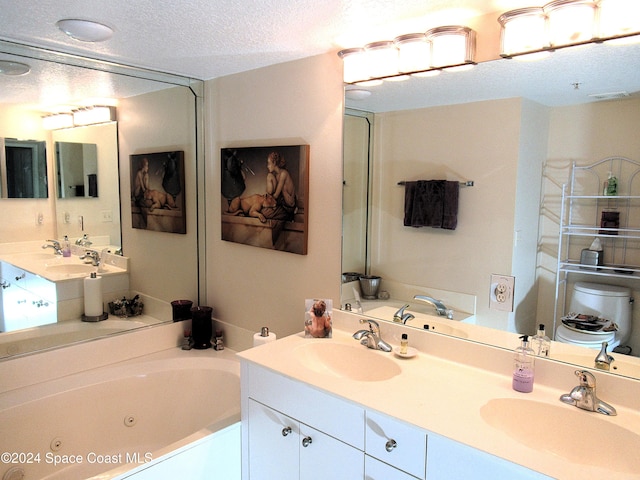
[281,426,292,437]
[385,439,397,452]
[302,436,313,447]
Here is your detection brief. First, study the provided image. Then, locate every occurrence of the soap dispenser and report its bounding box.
[512,335,535,393]
[531,324,550,357]
[62,235,71,257]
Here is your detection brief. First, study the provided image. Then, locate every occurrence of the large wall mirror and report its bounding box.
[1,138,48,198]
[0,40,202,359]
[343,39,640,380]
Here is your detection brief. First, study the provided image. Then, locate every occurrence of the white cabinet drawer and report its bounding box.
[246,363,365,450]
[365,455,420,480]
[365,410,427,479]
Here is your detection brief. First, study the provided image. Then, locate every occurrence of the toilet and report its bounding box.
[555,282,633,350]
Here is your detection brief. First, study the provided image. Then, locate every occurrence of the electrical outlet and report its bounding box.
[489,274,515,312]
[35,212,44,226]
[101,210,113,222]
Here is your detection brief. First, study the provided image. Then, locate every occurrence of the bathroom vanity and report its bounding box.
[0,243,129,333]
[239,311,640,480]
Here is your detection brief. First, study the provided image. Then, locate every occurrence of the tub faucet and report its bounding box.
[413,295,453,319]
[352,319,392,352]
[560,370,617,416]
[80,249,100,266]
[42,240,63,255]
[393,304,415,324]
[595,341,615,371]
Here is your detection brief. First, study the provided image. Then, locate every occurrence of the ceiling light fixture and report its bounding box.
[56,19,114,42]
[42,106,116,130]
[499,0,640,57]
[0,60,31,76]
[338,25,475,84]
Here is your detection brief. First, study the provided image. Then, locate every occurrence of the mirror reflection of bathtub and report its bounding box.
[0,317,163,358]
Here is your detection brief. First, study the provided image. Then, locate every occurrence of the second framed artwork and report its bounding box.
[221,145,309,255]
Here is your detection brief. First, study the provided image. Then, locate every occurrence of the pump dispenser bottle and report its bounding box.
[531,324,551,357]
[62,235,71,257]
[512,335,535,393]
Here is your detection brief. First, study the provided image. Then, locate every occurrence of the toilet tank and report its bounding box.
[570,282,632,344]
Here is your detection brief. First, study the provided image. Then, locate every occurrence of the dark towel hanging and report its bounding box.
[403,180,459,230]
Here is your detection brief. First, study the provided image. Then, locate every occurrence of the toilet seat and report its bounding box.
[555,324,620,350]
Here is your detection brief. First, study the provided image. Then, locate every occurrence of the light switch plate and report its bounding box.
[489,274,515,312]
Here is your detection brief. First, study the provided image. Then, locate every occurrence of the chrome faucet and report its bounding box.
[42,239,63,255]
[75,234,92,247]
[393,304,415,324]
[595,341,615,371]
[413,295,453,319]
[560,370,617,416]
[352,319,392,352]
[80,249,100,266]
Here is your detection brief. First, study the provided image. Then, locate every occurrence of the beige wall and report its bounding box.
[0,105,55,242]
[118,86,199,303]
[370,98,527,331]
[206,53,344,350]
[52,123,121,243]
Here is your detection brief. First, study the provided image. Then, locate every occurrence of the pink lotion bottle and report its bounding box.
[512,335,535,393]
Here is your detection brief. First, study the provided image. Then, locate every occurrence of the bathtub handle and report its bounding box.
[302,436,313,448]
[281,426,292,437]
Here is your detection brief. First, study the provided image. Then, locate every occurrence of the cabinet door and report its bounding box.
[426,433,553,480]
[365,410,426,479]
[1,282,31,332]
[248,400,298,480]
[365,455,419,480]
[299,424,363,480]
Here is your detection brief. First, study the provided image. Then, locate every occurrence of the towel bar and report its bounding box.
[397,180,474,187]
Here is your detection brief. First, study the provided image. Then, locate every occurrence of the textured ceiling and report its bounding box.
[0,0,637,112]
[0,0,531,79]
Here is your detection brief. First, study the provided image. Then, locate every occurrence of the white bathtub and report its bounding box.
[0,348,240,480]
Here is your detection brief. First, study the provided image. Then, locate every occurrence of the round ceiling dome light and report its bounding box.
[56,19,114,42]
[345,88,372,100]
[0,60,30,76]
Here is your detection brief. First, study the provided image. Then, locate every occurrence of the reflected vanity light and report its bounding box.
[42,106,116,130]
[42,113,73,130]
[73,106,116,126]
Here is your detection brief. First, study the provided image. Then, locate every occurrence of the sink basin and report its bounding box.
[364,306,469,338]
[481,398,640,474]
[294,342,401,381]
[45,263,97,275]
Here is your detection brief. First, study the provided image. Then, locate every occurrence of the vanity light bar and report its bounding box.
[499,0,640,57]
[42,106,116,130]
[337,25,476,84]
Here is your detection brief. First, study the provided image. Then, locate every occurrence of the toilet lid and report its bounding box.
[556,324,617,347]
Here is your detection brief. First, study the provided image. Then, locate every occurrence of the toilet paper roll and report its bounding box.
[84,274,103,317]
[253,331,276,347]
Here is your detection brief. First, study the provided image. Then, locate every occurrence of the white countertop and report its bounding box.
[238,312,640,480]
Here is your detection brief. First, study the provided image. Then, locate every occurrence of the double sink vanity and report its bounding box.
[0,240,131,357]
[239,309,640,480]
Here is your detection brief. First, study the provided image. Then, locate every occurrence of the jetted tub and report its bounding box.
[0,348,240,479]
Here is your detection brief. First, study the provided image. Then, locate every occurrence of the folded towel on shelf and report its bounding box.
[403,180,459,230]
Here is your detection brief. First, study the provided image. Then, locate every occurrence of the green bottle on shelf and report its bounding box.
[605,172,618,196]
